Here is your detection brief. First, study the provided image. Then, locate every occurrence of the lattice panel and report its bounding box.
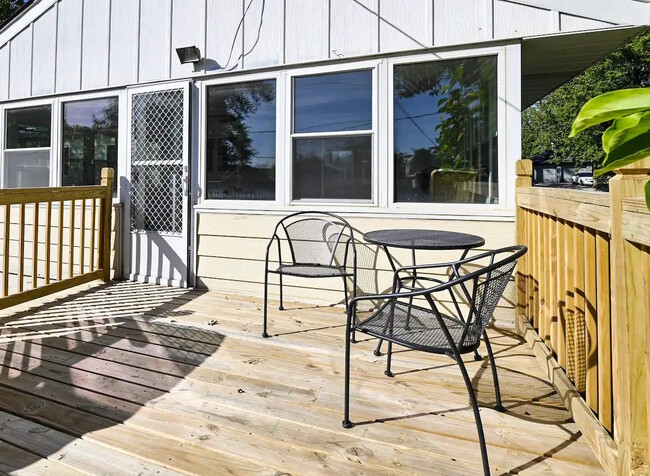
[130,89,185,234]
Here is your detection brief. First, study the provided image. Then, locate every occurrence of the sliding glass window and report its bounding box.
[4,106,52,188]
[292,70,373,201]
[393,56,498,204]
[205,80,276,200]
[62,97,119,190]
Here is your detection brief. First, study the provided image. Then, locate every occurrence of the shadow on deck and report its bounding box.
[0,281,603,475]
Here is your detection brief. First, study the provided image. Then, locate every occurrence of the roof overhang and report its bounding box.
[522,26,647,109]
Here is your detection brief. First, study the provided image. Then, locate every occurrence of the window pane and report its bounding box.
[62,98,119,189]
[293,136,372,200]
[6,106,51,149]
[4,149,50,188]
[294,70,372,133]
[393,56,498,204]
[206,80,276,200]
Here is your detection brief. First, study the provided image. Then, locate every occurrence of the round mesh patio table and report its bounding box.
[363,228,485,356]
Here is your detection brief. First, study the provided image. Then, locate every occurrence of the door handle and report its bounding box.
[182,166,189,196]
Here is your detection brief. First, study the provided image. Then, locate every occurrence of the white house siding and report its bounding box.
[0,0,643,102]
[196,213,516,325]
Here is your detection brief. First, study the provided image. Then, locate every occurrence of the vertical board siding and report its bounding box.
[31,5,57,96]
[243,0,284,69]
[109,0,140,86]
[55,0,83,93]
[205,0,244,71]
[434,0,487,46]
[494,1,553,39]
[81,0,110,90]
[138,0,172,82]
[170,0,206,78]
[0,45,8,100]
[8,26,32,99]
[284,0,329,64]
[330,0,379,57]
[560,13,612,32]
[379,0,432,52]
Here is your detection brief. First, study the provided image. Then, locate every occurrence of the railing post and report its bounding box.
[609,158,650,475]
[515,159,533,333]
[99,168,114,283]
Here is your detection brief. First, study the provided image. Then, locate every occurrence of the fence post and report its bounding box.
[609,158,650,475]
[99,168,114,283]
[515,159,533,333]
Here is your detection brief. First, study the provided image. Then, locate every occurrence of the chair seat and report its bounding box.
[355,301,481,354]
[273,264,350,278]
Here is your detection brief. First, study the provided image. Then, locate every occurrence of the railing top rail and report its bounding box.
[0,185,107,205]
[517,186,610,207]
[622,197,650,248]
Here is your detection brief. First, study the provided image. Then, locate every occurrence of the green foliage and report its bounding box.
[523,31,650,166]
[0,0,25,24]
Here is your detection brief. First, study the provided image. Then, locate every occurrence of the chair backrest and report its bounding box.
[279,213,352,266]
[429,169,478,203]
[430,246,525,349]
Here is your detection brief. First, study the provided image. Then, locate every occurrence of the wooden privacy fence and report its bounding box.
[515,159,650,476]
[0,168,114,310]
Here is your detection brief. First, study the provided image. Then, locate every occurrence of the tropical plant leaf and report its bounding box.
[595,144,650,177]
[570,88,650,137]
[602,111,650,154]
[645,179,650,212]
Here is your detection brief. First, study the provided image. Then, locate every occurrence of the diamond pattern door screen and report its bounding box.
[130,89,185,234]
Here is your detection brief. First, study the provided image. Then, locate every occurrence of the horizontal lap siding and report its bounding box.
[196,212,516,326]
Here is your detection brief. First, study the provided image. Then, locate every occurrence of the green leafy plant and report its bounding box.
[570,88,650,210]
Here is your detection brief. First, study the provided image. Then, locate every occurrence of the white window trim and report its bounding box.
[192,45,520,219]
[287,61,379,206]
[1,97,56,188]
[386,46,509,215]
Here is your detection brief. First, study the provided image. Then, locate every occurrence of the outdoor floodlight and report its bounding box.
[176,46,201,64]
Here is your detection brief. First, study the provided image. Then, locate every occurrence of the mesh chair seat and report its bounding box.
[356,301,481,354]
[273,264,352,278]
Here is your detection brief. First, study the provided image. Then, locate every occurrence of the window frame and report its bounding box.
[286,60,380,207]
[60,93,121,191]
[386,48,508,214]
[198,70,285,209]
[1,97,56,188]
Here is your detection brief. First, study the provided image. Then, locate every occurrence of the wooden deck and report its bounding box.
[0,281,604,475]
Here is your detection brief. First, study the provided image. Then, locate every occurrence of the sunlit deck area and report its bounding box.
[0,281,603,475]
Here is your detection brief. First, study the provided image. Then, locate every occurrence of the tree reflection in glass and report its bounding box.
[393,56,498,204]
[206,80,276,200]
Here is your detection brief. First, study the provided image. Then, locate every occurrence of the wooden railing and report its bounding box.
[515,159,650,475]
[0,168,114,310]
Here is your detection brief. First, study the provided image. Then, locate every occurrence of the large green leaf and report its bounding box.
[602,111,650,154]
[645,179,650,212]
[570,88,650,137]
[595,132,650,176]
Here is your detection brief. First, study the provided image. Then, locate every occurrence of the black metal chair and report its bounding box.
[341,245,527,476]
[263,211,357,338]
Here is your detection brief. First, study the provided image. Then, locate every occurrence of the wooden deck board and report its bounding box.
[0,281,605,475]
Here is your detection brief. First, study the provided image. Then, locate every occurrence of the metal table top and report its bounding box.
[363,229,485,251]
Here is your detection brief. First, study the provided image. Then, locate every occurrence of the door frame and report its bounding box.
[123,80,192,287]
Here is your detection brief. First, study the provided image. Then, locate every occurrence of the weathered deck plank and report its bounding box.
[0,281,605,475]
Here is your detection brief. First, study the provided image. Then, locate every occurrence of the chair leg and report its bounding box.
[278,272,284,311]
[342,276,357,343]
[342,324,353,428]
[384,341,394,377]
[374,339,383,356]
[456,354,491,476]
[483,331,504,412]
[262,269,270,338]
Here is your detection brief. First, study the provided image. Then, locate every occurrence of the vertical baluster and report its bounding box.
[574,224,586,393]
[556,219,567,369]
[57,200,63,282]
[45,202,52,285]
[596,232,612,432]
[90,198,96,271]
[532,211,540,328]
[565,222,576,384]
[32,203,39,289]
[69,199,75,278]
[17,203,25,293]
[3,205,10,297]
[538,213,547,337]
[585,228,598,411]
[80,199,86,275]
[548,215,558,354]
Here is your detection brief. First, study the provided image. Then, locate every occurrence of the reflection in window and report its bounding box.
[4,106,52,188]
[206,80,276,200]
[292,70,373,201]
[63,98,119,190]
[393,56,498,204]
